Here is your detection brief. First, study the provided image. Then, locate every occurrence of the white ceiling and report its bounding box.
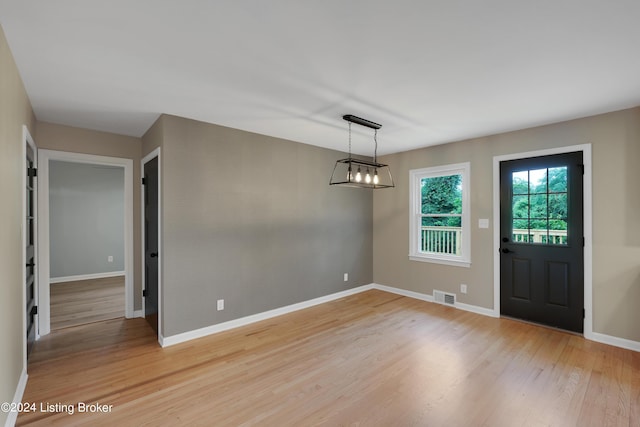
[2,1,640,155]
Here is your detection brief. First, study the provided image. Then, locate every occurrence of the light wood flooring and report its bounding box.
[20,289,639,426]
[50,276,125,330]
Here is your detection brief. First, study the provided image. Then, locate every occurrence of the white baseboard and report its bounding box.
[133,310,143,318]
[161,284,375,347]
[587,331,640,352]
[377,285,638,350]
[373,283,435,303]
[4,369,28,427]
[161,283,495,348]
[456,301,500,318]
[159,282,639,354]
[372,283,499,317]
[50,271,125,284]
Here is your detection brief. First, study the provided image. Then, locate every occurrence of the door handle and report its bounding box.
[150,252,158,258]
[501,248,514,254]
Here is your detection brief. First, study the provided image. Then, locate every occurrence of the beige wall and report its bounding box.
[141,114,164,158]
[0,25,36,426]
[374,107,640,342]
[158,115,373,337]
[35,122,143,309]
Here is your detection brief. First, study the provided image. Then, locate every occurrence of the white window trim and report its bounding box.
[409,162,471,267]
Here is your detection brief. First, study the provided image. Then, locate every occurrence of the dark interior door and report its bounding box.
[26,145,37,357]
[500,151,584,333]
[144,157,159,335]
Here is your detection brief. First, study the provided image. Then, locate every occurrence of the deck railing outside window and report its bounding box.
[420,226,461,255]
[420,227,568,255]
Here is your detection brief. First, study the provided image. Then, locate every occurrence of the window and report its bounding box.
[511,167,568,245]
[409,162,470,267]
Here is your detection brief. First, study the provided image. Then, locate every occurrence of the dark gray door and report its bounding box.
[143,157,159,335]
[500,151,584,332]
[25,145,37,357]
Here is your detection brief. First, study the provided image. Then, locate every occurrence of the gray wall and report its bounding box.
[374,107,640,343]
[156,115,373,337]
[49,160,125,278]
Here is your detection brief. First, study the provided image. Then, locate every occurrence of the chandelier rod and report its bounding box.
[342,114,381,130]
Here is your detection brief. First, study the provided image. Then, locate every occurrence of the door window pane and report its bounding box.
[548,194,567,219]
[512,171,529,195]
[511,166,568,246]
[548,167,567,192]
[529,169,547,194]
[512,195,528,218]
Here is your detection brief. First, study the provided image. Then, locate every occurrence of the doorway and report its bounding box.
[37,150,134,336]
[23,127,38,360]
[492,145,593,336]
[142,149,161,339]
[499,152,584,332]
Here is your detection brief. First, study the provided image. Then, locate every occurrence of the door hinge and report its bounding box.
[583,308,586,319]
[143,289,148,297]
[28,167,37,177]
[582,237,585,247]
[30,305,38,316]
[578,164,584,175]
[142,177,147,185]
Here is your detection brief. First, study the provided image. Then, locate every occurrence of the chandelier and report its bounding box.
[329,114,394,189]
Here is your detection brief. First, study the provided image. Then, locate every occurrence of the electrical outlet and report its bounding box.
[108,256,113,263]
[344,273,348,282]
[217,299,224,311]
[460,284,467,294]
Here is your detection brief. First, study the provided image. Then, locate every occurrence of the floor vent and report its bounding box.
[433,290,456,306]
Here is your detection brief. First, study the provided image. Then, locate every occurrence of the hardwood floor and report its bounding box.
[19,290,639,426]
[50,276,125,330]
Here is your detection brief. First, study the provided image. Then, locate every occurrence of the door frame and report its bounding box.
[492,144,592,337]
[141,148,162,343]
[22,126,38,367]
[37,149,134,336]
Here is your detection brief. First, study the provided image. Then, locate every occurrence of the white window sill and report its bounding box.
[409,255,471,268]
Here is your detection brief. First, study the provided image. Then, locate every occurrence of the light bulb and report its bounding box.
[355,167,362,182]
[373,170,379,185]
[347,166,353,181]
[365,168,371,184]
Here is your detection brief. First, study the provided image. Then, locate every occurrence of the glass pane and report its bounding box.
[421,175,462,214]
[530,217,548,230]
[548,167,567,192]
[512,220,531,243]
[510,165,568,246]
[529,169,547,194]
[548,193,567,219]
[530,194,548,219]
[419,218,462,255]
[422,216,461,227]
[513,218,529,231]
[512,171,529,195]
[549,220,568,245]
[512,195,528,218]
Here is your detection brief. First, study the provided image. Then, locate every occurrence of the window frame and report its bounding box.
[409,162,471,267]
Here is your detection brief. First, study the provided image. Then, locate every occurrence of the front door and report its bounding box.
[500,151,584,332]
[143,157,159,334]
[25,144,37,357]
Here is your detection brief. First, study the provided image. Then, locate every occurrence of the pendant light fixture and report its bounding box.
[329,114,394,189]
